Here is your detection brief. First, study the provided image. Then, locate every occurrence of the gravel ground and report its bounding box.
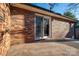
[6,42,79,56]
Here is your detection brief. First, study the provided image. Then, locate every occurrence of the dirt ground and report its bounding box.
[6,42,79,56]
[59,41,79,49]
[37,40,79,49]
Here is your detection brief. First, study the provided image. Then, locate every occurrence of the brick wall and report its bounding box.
[10,6,35,45]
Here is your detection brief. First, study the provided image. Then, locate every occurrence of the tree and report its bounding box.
[68,3,79,10]
[67,3,79,15]
[48,3,58,11]
[64,11,77,20]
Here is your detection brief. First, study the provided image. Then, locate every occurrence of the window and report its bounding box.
[35,16,50,39]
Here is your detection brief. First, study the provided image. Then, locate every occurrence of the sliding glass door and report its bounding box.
[35,16,50,40]
[36,16,43,39]
[44,18,49,37]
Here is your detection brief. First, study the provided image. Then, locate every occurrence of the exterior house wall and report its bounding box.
[75,28,79,39]
[10,6,35,45]
[10,6,75,45]
[0,3,10,55]
[51,19,70,39]
[65,23,74,39]
[9,5,75,45]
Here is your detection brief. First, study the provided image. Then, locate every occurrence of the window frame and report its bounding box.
[34,13,52,40]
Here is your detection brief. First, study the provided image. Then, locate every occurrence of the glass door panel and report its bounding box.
[43,18,49,37]
[36,16,43,39]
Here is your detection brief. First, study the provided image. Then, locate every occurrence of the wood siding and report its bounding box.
[0,3,10,55]
[10,6,75,44]
[51,19,74,40]
[10,6,35,45]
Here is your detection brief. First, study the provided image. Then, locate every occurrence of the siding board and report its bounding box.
[10,6,35,45]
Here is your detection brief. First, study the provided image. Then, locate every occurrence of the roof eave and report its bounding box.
[10,3,76,23]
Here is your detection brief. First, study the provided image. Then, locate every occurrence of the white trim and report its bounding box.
[49,17,52,38]
[42,17,44,38]
[34,16,37,40]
